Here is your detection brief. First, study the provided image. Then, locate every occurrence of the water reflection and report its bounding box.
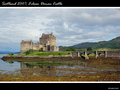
[0,54,89,76]
[20,62,59,76]
[19,60,94,76]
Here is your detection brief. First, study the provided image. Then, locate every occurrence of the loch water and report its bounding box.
[0,54,20,74]
[0,54,120,77]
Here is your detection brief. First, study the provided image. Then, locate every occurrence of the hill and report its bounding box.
[59,36,120,51]
[59,42,98,51]
[72,42,98,49]
[93,36,120,49]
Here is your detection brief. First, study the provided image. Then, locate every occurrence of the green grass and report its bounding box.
[8,53,18,57]
[91,76,100,78]
[20,50,70,57]
[76,48,120,51]
[11,77,20,80]
[92,48,120,51]
[88,53,95,56]
[81,53,95,57]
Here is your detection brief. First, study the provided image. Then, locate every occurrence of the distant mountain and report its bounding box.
[59,46,63,48]
[72,42,98,49]
[93,36,120,49]
[59,46,70,51]
[0,51,20,54]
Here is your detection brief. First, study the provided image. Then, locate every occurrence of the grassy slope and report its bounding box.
[93,36,120,49]
[92,48,120,51]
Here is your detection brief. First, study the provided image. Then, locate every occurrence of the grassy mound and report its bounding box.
[20,49,70,57]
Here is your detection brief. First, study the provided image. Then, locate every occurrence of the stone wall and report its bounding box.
[50,46,55,52]
[54,46,59,51]
[32,43,40,50]
[42,45,59,52]
[71,52,78,57]
[107,51,120,58]
[39,33,56,46]
[20,43,33,54]
[40,37,56,46]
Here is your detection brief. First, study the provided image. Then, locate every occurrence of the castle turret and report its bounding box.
[51,32,53,37]
[20,40,33,54]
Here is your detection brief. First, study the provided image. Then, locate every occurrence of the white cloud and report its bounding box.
[63,22,68,29]
[0,8,120,51]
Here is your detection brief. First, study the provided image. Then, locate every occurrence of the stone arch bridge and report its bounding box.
[70,51,120,59]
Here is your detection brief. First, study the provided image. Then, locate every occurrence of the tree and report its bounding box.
[87,47,92,51]
[66,48,71,51]
[39,48,43,52]
[66,47,75,51]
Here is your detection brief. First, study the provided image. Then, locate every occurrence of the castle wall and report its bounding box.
[50,46,54,52]
[32,43,40,50]
[40,37,56,46]
[49,46,59,52]
[40,34,56,46]
[50,38,56,46]
[55,46,59,51]
[39,45,43,49]
[20,43,33,54]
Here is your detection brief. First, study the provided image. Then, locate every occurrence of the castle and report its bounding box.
[20,32,59,54]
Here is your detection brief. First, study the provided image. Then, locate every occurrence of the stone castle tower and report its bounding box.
[40,32,56,46]
[20,32,59,54]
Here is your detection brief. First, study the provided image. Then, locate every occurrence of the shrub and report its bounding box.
[24,49,33,55]
[39,48,43,52]
[87,47,92,51]
[9,53,14,56]
[24,51,29,55]
[58,53,61,55]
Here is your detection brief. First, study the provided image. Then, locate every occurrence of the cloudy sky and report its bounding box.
[0,7,120,52]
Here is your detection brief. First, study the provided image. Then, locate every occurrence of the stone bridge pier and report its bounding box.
[83,51,106,59]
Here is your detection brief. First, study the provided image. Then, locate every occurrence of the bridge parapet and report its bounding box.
[86,51,96,54]
[70,51,120,59]
[107,51,120,58]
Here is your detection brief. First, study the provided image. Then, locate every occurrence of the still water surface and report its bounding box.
[0,54,20,74]
[0,54,119,77]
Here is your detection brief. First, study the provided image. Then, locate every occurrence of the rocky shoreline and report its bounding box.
[1,54,108,61]
[1,55,82,61]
